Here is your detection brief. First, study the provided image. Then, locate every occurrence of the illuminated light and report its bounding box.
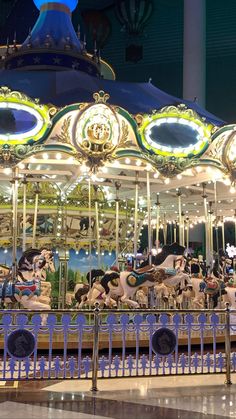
[91,174,97,182]
[80,164,89,173]
[3,167,12,175]
[177,174,182,180]
[230,186,236,194]
[125,158,131,164]
[3,249,8,254]
[0,102,45,141]
[136,159,142,166]
[43,153,49,160]
[146,163,152,171]
[164,178,170,184]
[224,178,231,186]
[142,115,210,157]
[56,233,60,237]
[18,163,25,170]
[194,202,197,206]
[34,1,78,12]
[56,153,62,160]
[153,172,159,178]
[206,166,212,173]
[75,250,79,255]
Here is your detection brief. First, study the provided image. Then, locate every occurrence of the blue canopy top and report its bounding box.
[0,69,224,126]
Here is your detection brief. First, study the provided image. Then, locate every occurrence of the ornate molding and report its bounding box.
[93,90,110,104]
[0,86,40,105]
[142,151,198,177]
[51,116,72,144]
[0,143,44,165]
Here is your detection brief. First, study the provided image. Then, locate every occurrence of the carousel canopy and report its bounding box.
[0,69,224,126]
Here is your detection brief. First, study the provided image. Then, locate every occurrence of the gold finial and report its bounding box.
[93,90,110,104]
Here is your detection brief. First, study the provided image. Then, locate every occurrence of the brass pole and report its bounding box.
[32,183,40,248]
[12,166,19,280]
[146,171,152,264]
[95,200,101,268]
[156,195,160,251]
[133,172,139,269]
[22,176,27,252]
[214,181,220,269]
[177,189,183,245]
[115,182,121,268]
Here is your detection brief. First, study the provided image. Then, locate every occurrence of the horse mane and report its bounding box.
[153,243,185,265]
[100,271,120,295]
[18,248,41,269]
[140,243,185,268]
[86,269,105,285]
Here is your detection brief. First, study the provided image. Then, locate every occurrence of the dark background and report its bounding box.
[0,0,236,122]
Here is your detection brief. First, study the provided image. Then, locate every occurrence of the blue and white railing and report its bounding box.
[0,305,234,389]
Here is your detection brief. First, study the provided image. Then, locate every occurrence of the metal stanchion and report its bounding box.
[91,303,100,392]
[225,303,232,385]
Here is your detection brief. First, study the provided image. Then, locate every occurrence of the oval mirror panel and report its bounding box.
[0,109,38,135]
[147,122,199,149]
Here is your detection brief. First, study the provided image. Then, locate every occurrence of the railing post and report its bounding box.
[225,303,232,385]
[91,303,100,392]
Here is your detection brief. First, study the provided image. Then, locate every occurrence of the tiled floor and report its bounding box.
[0,375,236,418]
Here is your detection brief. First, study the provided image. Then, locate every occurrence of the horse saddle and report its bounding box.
[204,281,219,295]
[132,265,154,275]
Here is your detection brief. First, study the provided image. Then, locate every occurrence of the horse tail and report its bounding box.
[100,272,119,295]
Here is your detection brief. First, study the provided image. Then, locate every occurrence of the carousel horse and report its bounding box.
[18,248,55,306]
[136,287,149,308]
[74,269,104,307]
[189,259,227,309]
[76,269,117,308]
[0,257,50,310]
[0,248,55,310]
[100,244,192,308]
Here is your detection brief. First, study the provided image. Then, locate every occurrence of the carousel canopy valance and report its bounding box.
[0,70,224,126]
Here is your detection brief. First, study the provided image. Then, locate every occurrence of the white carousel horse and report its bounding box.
[136,287,149,308]
[78,280,117,309]
[100,245,192,308]
[74,270,113,308]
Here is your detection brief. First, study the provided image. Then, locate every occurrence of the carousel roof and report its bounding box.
[0,69,224,126]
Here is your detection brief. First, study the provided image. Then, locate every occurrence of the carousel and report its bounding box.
[0,0,236,318]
